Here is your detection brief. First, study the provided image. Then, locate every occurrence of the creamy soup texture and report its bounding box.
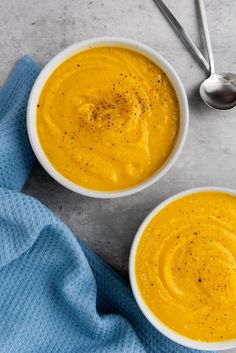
[136,191,236,342]
[37,47,179,191]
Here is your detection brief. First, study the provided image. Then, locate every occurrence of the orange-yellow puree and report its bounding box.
[136,191,236,342]
[37,47,179,191]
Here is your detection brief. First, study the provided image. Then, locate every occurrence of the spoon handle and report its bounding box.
[153,0,209,73]
[198,0,215,74]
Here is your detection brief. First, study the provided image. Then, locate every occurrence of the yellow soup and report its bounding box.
[37,47,179,191]
[135,191,236,342]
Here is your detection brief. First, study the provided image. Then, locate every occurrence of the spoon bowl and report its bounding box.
[198,0,236,110]
[200,73,236,110]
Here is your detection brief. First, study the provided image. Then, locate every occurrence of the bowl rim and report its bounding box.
[27,36,189,199]
[129,186,236,350]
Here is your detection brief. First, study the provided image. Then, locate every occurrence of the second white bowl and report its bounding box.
[129,186,236,351]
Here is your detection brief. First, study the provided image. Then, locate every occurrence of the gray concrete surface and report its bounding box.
[0,0,236,350]
[1,1,236,351]
[1,0,236,282]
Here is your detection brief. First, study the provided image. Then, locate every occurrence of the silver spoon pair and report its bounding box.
[153,0,236,110]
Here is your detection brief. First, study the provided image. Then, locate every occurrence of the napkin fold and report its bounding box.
[0,56,206,353]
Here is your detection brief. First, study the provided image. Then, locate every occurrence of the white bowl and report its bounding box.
[129,186,236,351]
[27,37,189,199]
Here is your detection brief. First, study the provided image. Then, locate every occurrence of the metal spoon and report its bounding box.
[153,0,209,73]
[153,0,236,110]
[198,0,236,110]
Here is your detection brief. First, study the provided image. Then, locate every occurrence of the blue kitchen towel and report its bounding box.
[0,56,206,353]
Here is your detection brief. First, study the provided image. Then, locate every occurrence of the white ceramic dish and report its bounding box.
[129,186,236,351]
[27,37,189,199]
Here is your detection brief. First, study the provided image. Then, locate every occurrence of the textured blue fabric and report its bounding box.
[0,56,209,353]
